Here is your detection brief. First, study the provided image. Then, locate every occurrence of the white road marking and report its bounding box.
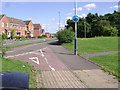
[42,47,48,50]
[49,65,55,71]
[29,57,40,65]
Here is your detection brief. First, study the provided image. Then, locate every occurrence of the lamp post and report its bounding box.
[84,17,86,38]
[74,0,77,55]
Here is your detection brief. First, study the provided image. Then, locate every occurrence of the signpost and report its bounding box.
[72,0,79,55]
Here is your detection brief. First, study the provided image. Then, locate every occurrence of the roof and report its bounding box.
[33,24,41,29]
[0,14,5,20]
[7,17,25,26]
[24,21,31,25]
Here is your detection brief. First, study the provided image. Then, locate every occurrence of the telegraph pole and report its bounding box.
[74,0,77,55]
[58,11,60,31]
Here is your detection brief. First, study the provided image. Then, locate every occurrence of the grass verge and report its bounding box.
[1,58,37,88]
[62,37,118,55]
[88,53,119,78]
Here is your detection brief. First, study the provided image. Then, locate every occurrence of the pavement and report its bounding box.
[5,40,118,88]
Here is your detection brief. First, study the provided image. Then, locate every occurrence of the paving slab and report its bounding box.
[74,69,118,88]
[40,70,86,88]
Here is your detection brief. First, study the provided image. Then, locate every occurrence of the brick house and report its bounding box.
[0,15,10,37]
[24,20,34,38]
[33,24,42,38]
[45,32,51,38]
[0,14,45,38]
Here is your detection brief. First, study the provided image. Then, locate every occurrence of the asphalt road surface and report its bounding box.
[3,38,56,47]
[5,40,118,88]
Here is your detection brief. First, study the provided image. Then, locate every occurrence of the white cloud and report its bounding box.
[73,7,82,11]
[84,3,96,10]
[78,13,87,18]
[110,5,120,9]
[66,12,72,15]
[65,16,72,20]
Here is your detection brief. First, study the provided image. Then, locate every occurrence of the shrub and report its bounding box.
[2,33,7,40]
[21,36,26,40]
[38,36,42,38]
[56,28,75,44]
[14,36,21,39]
[42,35,47,37]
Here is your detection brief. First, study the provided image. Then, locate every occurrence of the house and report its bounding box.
[0,14,11,37]
[0,14,45,39]
[33,24,42,38]
[24,20,34,38]
[45,32,51,38]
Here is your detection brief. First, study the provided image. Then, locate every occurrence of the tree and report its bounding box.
[11,29,16,39]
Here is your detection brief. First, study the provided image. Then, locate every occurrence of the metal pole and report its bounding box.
[84,17,86,38]
[58,11,60,31]
[75,0,77,55]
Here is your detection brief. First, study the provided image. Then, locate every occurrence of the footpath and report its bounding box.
[36,41,118,88]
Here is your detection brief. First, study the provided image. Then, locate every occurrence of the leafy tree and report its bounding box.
[56,27,75,44]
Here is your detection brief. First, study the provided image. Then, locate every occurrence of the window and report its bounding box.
[23,32,24,36]
[2,22,4,27]
[10,24,12,28]
[2,31,4,33]
[29,26,30,30]
[13,25,14,28]
[23,26,24,29]
[20,26,21,29]
[6,23,8,27]
[17,25,18,28]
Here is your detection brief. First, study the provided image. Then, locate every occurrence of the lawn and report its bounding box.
[62,37,118,55]
[1,58,37,88]
[88,53,119,78]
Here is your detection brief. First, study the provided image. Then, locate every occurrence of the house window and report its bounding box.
[2,31,4,33]
[13,25,14,28]
[10,24,12,28]
[6,23,8,27]
[23,32,24,36]
[23,26,24,29]
[29,26,30,30]
[17,25,18,28]
[2,22,4,27]
[20,26,21,29]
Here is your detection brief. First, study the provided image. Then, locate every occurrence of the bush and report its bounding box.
[42,35,47,37]
[2,33,7,40]
[21,36,26,40]
[56,28,75,44]
[14,36,21,39]
[38,36,42,38]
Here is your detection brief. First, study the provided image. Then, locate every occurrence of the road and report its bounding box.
[5,40,118,88]
[3,38,56,47]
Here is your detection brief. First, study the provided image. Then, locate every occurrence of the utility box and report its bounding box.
[0,71,29,90]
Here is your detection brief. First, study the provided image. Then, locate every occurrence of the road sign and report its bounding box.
[72,15,79,22]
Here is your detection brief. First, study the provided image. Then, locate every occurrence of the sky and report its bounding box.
[1,2,119,33]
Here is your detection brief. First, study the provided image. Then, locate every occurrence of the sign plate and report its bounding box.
[72,15,79,22]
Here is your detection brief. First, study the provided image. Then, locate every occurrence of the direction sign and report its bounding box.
[72,15,79,22]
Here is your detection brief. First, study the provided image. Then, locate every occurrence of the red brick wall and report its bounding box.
[0,15,10,34]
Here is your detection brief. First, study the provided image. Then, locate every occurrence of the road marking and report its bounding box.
[29,57,40,65]
[42,47,48,50]
[49,65,55,71]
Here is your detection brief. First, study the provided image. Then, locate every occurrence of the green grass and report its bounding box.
[1,58,37,88]
[88,53,119,77]
[62,37,118,55]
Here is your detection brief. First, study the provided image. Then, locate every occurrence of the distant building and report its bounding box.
[33,24,42,38]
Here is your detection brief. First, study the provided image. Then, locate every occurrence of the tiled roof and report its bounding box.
[33,24,41,29]
[7,17,25,26]
[0,15,5,20]
[24,21,31,25]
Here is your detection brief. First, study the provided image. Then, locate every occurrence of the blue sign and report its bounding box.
[72,15,79,22]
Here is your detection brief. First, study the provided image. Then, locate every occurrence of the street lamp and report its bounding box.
[84,17,86,38]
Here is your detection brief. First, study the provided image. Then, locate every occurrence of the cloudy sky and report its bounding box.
[1,1,119,33]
